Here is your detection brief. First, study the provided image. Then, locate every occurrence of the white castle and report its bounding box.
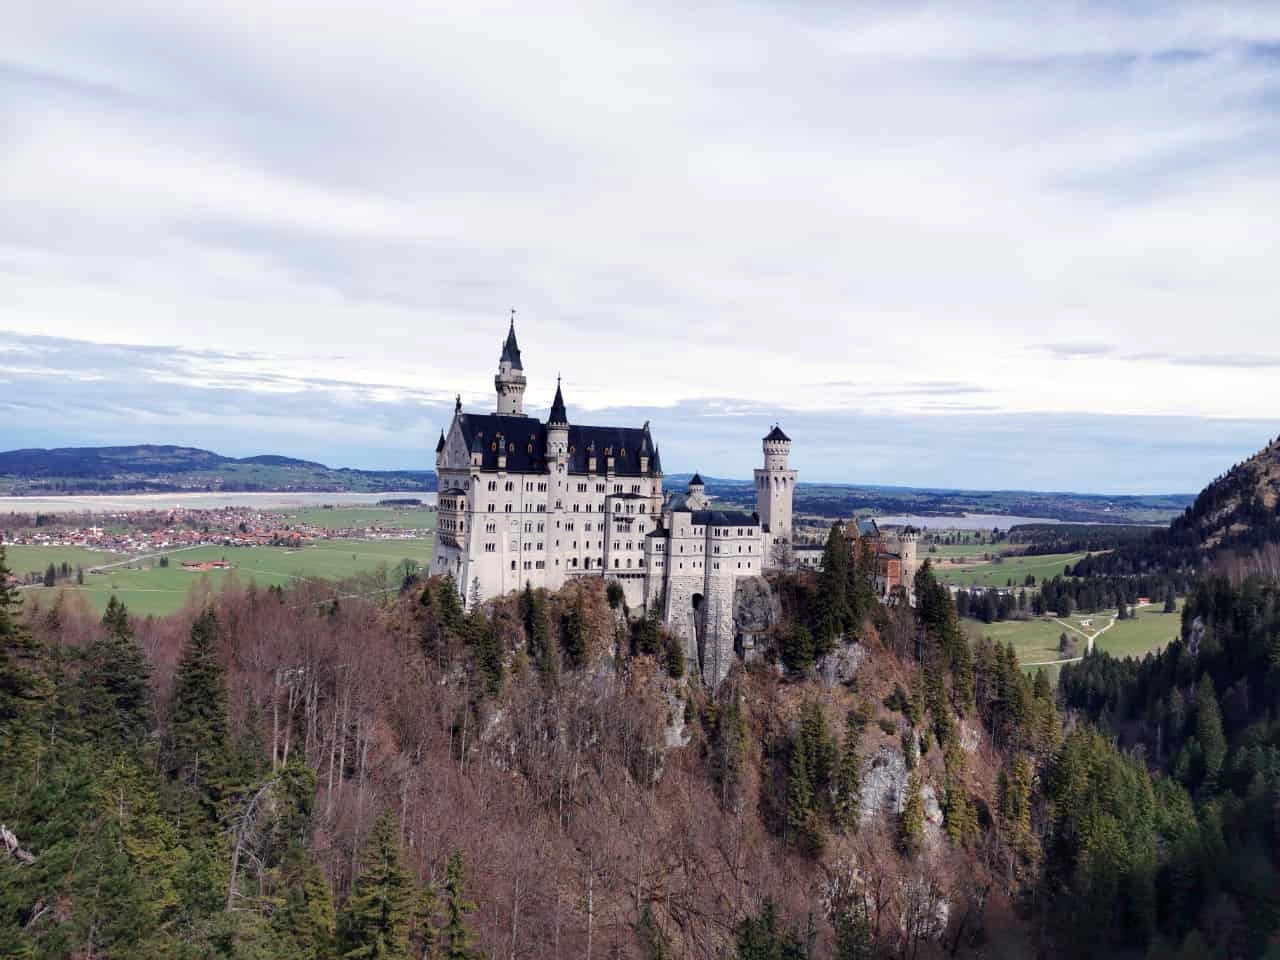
[432,316,802,684]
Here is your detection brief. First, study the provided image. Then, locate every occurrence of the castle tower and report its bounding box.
[546,377,569,460]
[687,472,708,510]
[755,424,797,543]
[494,311,527,416]
[898,529,920,603]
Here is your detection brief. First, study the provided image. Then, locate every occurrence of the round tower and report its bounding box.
[898,529,920,601]
[755,424,797,547]
[546,377,569,461]
[687,472,708,510]
[495,311,527,416]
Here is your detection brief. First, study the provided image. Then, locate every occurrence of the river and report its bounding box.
[0,491,437,514]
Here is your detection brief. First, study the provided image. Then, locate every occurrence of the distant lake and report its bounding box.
[0,491,437,514]
[873,512,1064,530]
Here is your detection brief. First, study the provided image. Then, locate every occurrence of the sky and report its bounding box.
[2,2,1278,494]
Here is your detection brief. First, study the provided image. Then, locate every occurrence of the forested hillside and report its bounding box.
[3,524,1279,957]
[1074,435,1280,578]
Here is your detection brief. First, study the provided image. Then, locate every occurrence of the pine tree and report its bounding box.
[942,739,978,847]
[785,741,814,846]
[81,596,153,747]
[899,770,924,855]
[274,843,337,960]
[831,711,863,831]
[440,850,483,960]
[0,546,52,782]
[814,523,852,652]
[561,598,587,668]
[339,810,414,959]
[169,607,232,817]
[1195,673,1226,786]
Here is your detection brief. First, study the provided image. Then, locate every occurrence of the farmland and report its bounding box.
[280,505,437,531]
[13,538,433,617]
[3,543,121,578]
[964,598,1184,671]
[930,551,1085,588]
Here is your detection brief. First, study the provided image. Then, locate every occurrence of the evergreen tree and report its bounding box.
[0,546,51,780]
[169,607,232,817]
[813,523,851,652]
[274,843,337,960]
[735,900,807,959]
[440,850,483,960]
[942,738,978,846]
[561,598,587,668]
[339,810,414,959]
[1194,673,1226,786]
[785,741,815,848]
[80,596,153,748]
[831,711,863,831]
[899,770,924,855]
[1163,588,1177,614]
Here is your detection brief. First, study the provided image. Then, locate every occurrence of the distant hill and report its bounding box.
[1074,433,1280,575]
[663,473,1193,525]
[0,445,435,495]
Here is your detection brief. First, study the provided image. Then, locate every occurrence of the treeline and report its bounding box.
[1056,576,1280,955]
[1004,523,1157,556]
[954,572,1188,624]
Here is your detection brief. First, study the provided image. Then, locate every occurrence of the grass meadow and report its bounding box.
[14,538,433,617]
[930,551,1085,589]
[282,505,437,531]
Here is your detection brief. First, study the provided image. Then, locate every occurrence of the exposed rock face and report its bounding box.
[959,721,981,754]
[816,642,867,686]
[1188,615,1205,657]
[922,784,944,850]
[859,745,908,824]
[732,576,779,662]
[664,687,692,749]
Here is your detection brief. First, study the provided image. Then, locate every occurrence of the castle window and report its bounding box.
[527,443,533,453]
[508,443,515,453]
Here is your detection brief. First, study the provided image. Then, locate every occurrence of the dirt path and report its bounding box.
[1026,601,1156,666]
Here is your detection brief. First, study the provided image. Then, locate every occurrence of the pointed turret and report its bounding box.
[494,310,528,415]
[500,317,523,370]
[435,430,446,453]
[549,376,568,426]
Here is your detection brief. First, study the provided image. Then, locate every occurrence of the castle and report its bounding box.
[431,317,805,685]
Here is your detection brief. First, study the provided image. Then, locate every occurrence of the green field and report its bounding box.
[932,552,1084,588]
[18,539,433,617]
[1095,603,1184,658]
[2,544,121,577]
[964,598,1184,670]
[282,505,437,531]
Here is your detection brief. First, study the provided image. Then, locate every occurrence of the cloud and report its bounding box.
[1,2,1278,488]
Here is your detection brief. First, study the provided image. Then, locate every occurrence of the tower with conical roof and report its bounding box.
[546,376,569,462]
[755,424,797,564]
[495,309,527,415]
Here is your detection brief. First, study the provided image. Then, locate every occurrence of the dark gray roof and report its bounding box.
[856,518,880,537]
[764,424,790,443]
[500,320,523,370]
[455,413,656,476]
[549,379,568,425]
[435,430,446,453]
[691,509,758,527]
[689,472,704,486]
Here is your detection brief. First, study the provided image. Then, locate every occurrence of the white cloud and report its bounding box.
[1,1,1278,481]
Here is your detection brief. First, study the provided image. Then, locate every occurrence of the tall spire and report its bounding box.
[549,375,568,426]
[500,308,523,370]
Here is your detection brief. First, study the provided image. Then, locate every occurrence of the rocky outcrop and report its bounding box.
[816,642,867,686]
[732,576,778,662]
[859,744,908,824]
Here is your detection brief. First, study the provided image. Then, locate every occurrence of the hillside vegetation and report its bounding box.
[1075,435,1280,578]
[0,445,435,495]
